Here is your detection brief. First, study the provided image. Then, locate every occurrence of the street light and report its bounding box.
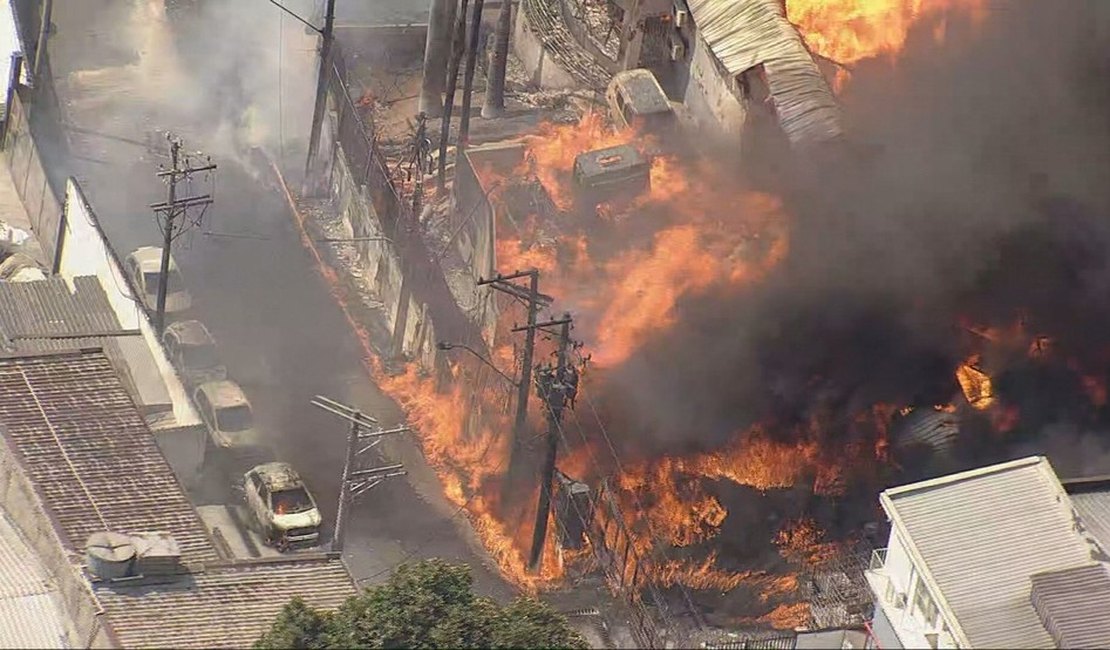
[437,341,518,387]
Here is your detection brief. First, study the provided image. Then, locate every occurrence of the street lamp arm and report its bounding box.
[437,341,518,387]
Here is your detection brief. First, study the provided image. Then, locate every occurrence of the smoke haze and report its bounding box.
[597,2,1110,477]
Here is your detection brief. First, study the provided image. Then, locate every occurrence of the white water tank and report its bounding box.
[85,532,137,580]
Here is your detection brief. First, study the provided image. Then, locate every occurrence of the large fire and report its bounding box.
[787,0,987,90]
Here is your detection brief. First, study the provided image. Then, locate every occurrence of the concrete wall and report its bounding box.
[513,4,578,90]
[2,84,62,263]
[682,30,746,141]
[328,140,438,368]
[58,179,205,486]
[0,435,112,648]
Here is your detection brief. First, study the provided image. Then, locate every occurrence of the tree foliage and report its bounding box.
[256,559,589,649]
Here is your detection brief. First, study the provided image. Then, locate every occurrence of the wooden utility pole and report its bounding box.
[526,313,574,571]
[457,0,486,152]
[478,269,551,483]
[311,395,409,552]
[150,135,215,335]
[438,0,471,190]
[304,0,337,180]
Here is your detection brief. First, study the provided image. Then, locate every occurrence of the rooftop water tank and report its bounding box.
[85,532,136,580]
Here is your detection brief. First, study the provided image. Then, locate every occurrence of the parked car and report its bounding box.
[124,246,192,317]
[243,462,322,550]
[193,379,263,449]
[606,69,678,135]
[163,320,228,391]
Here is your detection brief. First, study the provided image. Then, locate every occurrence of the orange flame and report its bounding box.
[788,0,988,66]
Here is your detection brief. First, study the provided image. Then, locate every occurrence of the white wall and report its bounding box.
[0,0,30,95]
[59,179,205,483]
[682,30,746,141]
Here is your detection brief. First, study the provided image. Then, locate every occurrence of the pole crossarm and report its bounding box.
[512,316,572,333]
[311,395,380,427]
[150,194,213,212]
[157,163,217,178]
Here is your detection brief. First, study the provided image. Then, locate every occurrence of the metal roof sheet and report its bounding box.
[881,456,1102,649]
[1030,563,1110,649]
[0,507,70,648]
[0,350,217,564]
[0,276,121,339]
[1069,488,1110,554]
[685,0,843,146]
[94,556,355,649]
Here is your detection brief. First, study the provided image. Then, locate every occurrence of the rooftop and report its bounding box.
[1063,475,1110,552]
[0,506,70,648]
[685,0,843,146]
[0,349,217,563]
[94,555,354,648]
[880,456,1107,649]
[1030,563,1110,649]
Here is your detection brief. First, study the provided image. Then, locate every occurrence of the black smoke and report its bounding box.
[594,2,1110,479]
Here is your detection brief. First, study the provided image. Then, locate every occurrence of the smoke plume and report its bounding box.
[597,2,1110,477]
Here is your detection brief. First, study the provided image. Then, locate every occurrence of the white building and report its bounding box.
[865,456,1110,649]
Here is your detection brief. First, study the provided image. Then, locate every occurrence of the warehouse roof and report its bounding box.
[94,555,355,648]
[685,0,843,146]
[0,275,122,340]
[1030,563,1110,649]
[1063,476,1110,553]
[0,349,217,563]
[880,456,1104,649]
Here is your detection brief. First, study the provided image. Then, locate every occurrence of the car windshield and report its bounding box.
[182,343,219,369]
[216,404,253,432]
[143,269,184,293]
[272,487,314,515]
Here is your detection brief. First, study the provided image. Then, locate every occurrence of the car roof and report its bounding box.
[251,462,306,492]
[612,69,672,115]
[165,319,215,346]
[196,380,249,408]
[574,144,649,177]
[129,246,180,271]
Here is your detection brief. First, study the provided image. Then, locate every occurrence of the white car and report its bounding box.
[244,462,322,550]
[193,379,263,449]
[125,246,192,316]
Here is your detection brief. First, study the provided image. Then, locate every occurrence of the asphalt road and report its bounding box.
[47,0,511,598]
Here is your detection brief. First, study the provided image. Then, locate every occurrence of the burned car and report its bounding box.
[244,462,322,550]
[572,144,651,209]
[163,319,227,391]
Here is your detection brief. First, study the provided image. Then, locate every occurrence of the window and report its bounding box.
[182,343,219,369]
[913,575,940,628]
[216,404,253,432]
[738,64,770,104]
[249,473,264,493]
[271,487,314,515]
[142,269,184,294]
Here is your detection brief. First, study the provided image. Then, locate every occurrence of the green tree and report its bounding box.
[255,559,589,650]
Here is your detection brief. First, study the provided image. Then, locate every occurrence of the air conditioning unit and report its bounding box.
[669,34,686,61]
[674,8,688,28]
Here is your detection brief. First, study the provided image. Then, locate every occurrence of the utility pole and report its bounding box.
[438,0,471,190]
[526,313,575,571]
[419,0,454,117]
[409,112,430,217]
[32,0,53,83]
[477,270,551,483]
[304,0,337,182]
[457,0,485,152]
[150,134,216,335]
[311,395,410,552]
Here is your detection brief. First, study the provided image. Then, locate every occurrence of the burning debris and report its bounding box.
[342,0,1110,638]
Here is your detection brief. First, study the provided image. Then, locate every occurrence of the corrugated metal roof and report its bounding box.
[881,456,1101,649]
[94,556,355,649]
[0,276,121,338]
[0,350,217,564]
[1030,563,1110,649]
[685,0,843,146]
[1070,489,1110,554]
[0,507,70,648]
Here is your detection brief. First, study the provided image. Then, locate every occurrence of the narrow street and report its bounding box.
[46,0,511,598]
